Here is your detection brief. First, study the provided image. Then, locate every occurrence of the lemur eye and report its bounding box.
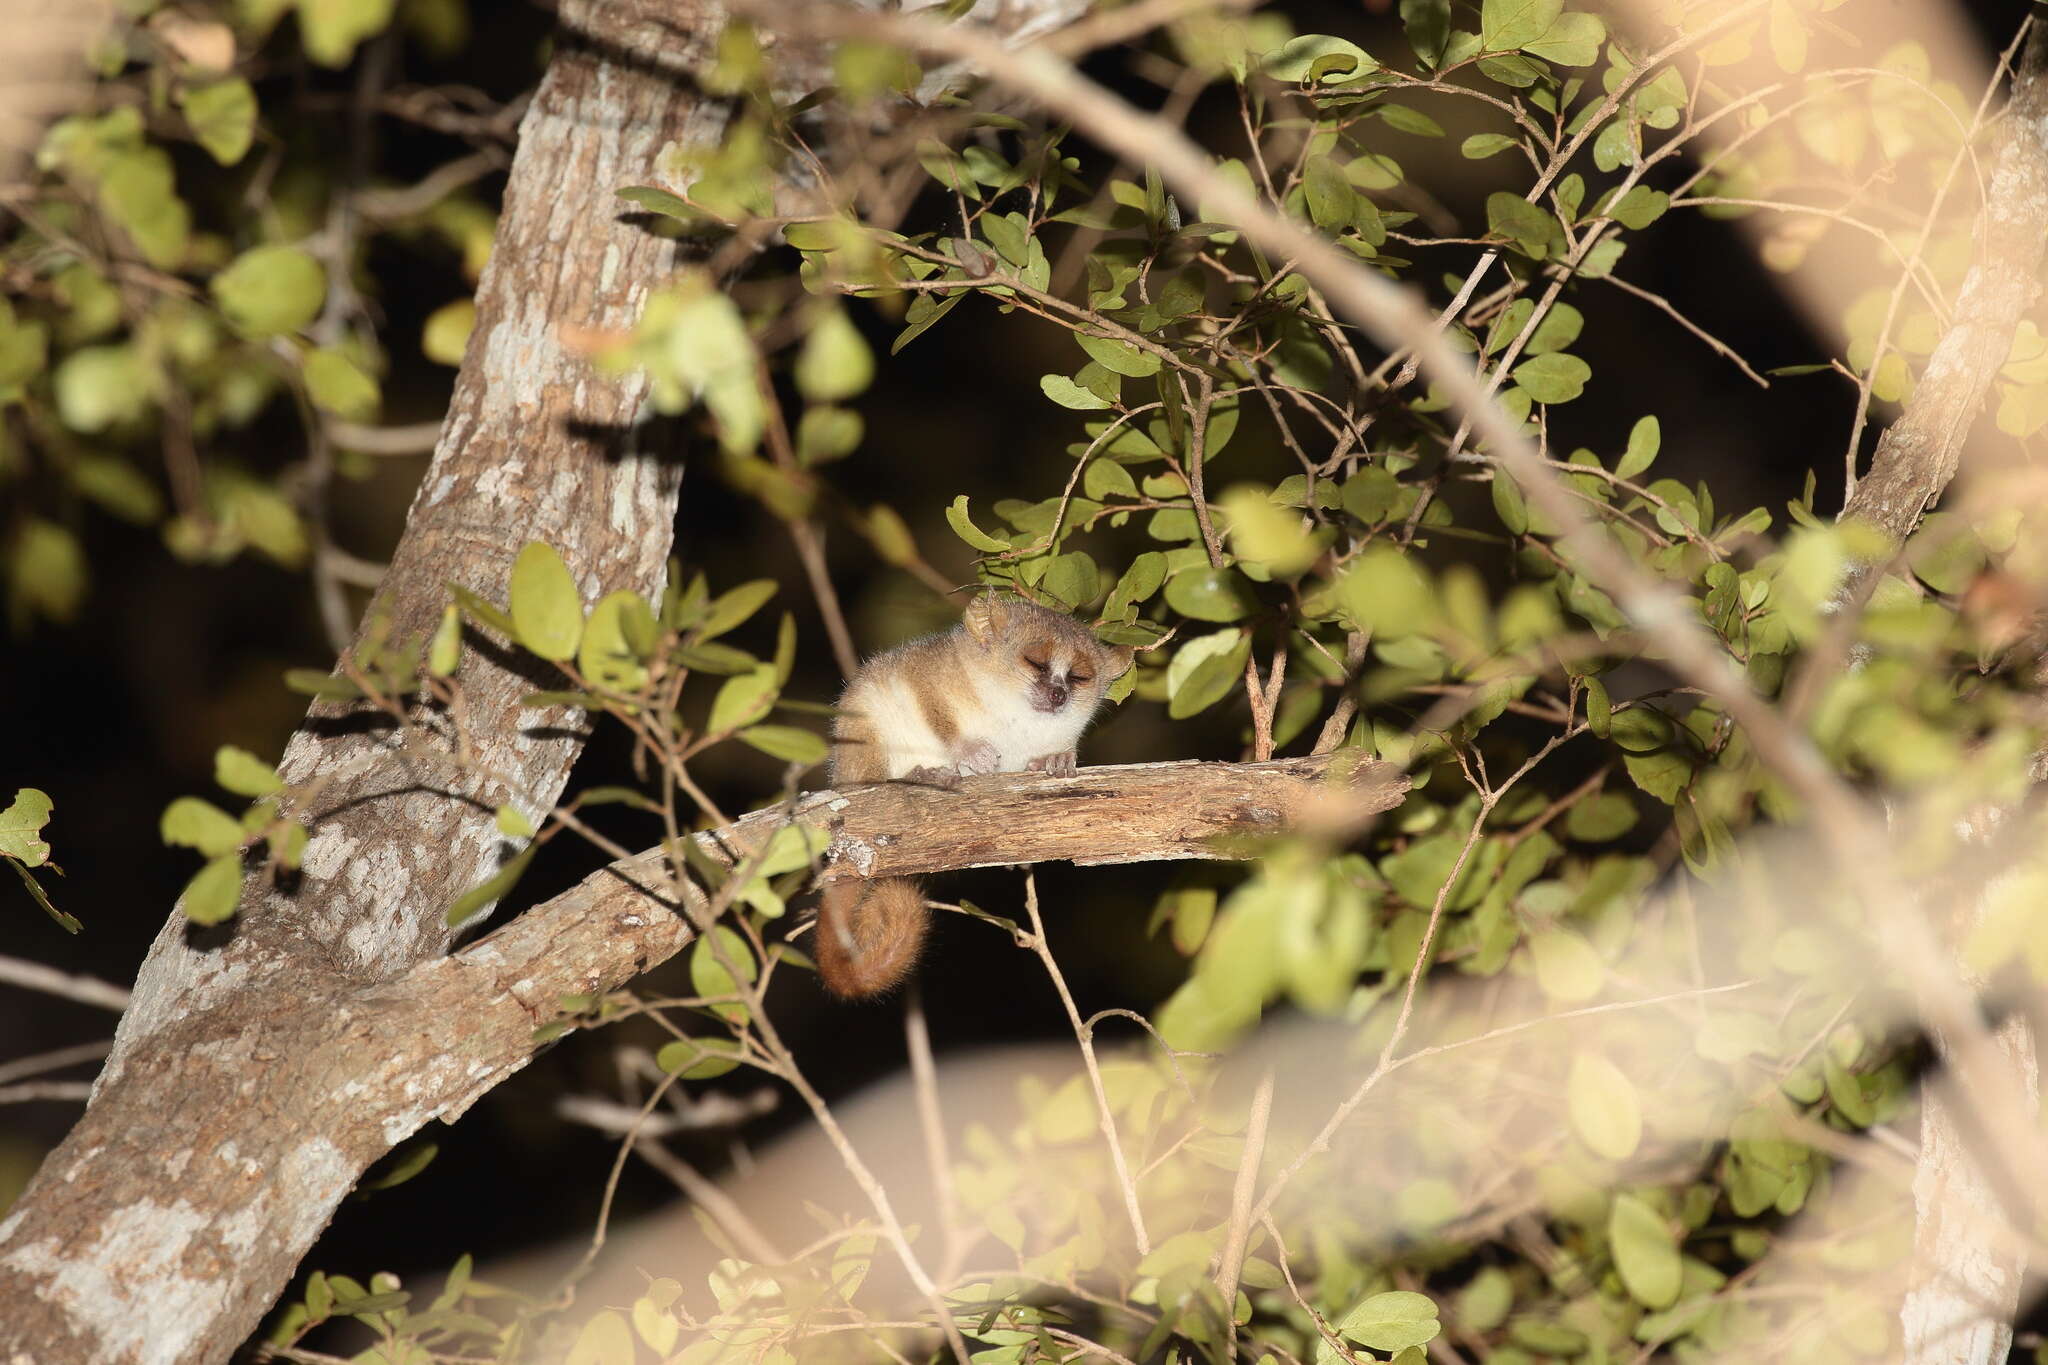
[1024,655,1049,673]
[1070,669,1093,684]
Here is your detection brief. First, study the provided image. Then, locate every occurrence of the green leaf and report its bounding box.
[181,853,244,925]
[1165,566,1254,622]
[444,847,536,928]
[1529,925,1603,1000]
[211,245,326,338]
[709,664,779,733]
[1221,487,1318,576]
[1569,1053,1643,1159]
[302,348,380,420]
[1481,0,1563,50]
[1523,10,1605,65]
[1513,352,1591,403]
[1040,551,1101,608]
[1302,156,1355,231]
[282,667,363,700]
[495,804,535,839]
[297,0,397,67]
[794,306,874,402]
[1403,0,1451,65]
[451,584,516,639]
[180,77,258,165]
[796,405,864,463]
[99,149,189,270]
[508,542,583,663]
[698,578,778,640]
[692,926,758,1022]
[655,1037,742,1080]
[421,299,475,367]
[0,789,54,866]
[215,747,283,798]
[1336,1291,1441,1353]
[1110,551,1168,606]
[1485,192,1552,257]
[1492,469,1529,535]
[946,495,1010,552]
[1617,415,1660,479]
[1526,302,1584,354]
[615,185,706,223]
[1263,34,1379,84]
[1076,332,1161,378]
[739,724,828,764]
[891,291,963,354]
[1566,791,1637,841]
[565,1310,636,1365]
[161,797,246,857]
[54,345,153,433]
[10,858,78,933]
[1337,546,1434,638]
[1610,1193,1682,1308]
[579,590,657,691]
[1167,628,1250,718]
[1461,133,1519,159]
[66,456,159,524]
[423,609,460,679]
[1608,186,1671,229]
[1041,374,1111,410]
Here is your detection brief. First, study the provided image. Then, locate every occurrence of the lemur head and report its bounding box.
[962,596,1134,715]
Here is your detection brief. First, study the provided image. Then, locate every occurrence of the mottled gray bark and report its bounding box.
[0,0,706,1356]
[0,2,1112,1360]
[1842,18,2048,540]
[1864,17,2048,1364]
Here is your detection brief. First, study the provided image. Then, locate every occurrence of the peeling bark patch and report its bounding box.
[3,1201,228,1365]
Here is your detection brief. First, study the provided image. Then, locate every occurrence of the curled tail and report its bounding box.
[815,876,929,999]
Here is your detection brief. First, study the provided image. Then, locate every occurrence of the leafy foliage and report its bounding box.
[11,0,2047,1362]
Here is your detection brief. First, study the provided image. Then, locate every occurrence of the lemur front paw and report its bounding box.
[955,739,1003,775]
[1028,750,1078,776]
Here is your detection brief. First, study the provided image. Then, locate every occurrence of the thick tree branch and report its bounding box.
[0,758,1404,1364]
[1857,20,2048,1364]
[1841,16,2048,540]
[0,3,1200,1360]
[0,2,708,1354]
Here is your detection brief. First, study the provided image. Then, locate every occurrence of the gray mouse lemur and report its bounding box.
[818,596,1134,999]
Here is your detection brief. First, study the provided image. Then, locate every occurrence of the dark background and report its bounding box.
[0,0,2028,1331]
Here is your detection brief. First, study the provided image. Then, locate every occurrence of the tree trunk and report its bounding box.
[0,3,1109,1359]
[0,2,704,1356]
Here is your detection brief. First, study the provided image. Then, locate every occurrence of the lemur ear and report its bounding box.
[962,594,1002,647]
[1103,645,1136,680]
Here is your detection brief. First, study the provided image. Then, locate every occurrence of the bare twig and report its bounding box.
[0,955,130,1012]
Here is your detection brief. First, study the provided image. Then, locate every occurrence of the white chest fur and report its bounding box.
[968,671,1098,772]
[857,669,1098,780]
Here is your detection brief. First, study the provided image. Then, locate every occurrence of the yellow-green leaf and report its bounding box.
[181,853,244,925]
[0,789,54,866]
[215,746,283,798]
[507,541,583,662]
[161,796,246,857]
[1568,1053,1643,1160]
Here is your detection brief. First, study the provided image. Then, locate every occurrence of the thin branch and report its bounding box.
[1023,871,1150,1256]
[0,955,131,1012]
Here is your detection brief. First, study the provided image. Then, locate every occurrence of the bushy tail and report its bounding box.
[815,876,929,1000]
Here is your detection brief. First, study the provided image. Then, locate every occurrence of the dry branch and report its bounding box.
[732,754,1408,881]
[0,757,1404,1365]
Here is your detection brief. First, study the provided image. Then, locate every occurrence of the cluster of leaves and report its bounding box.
[86,0,2048,1359]
[497,0,2048,1361]
[1,787,73,931]
[0,0,493,626]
